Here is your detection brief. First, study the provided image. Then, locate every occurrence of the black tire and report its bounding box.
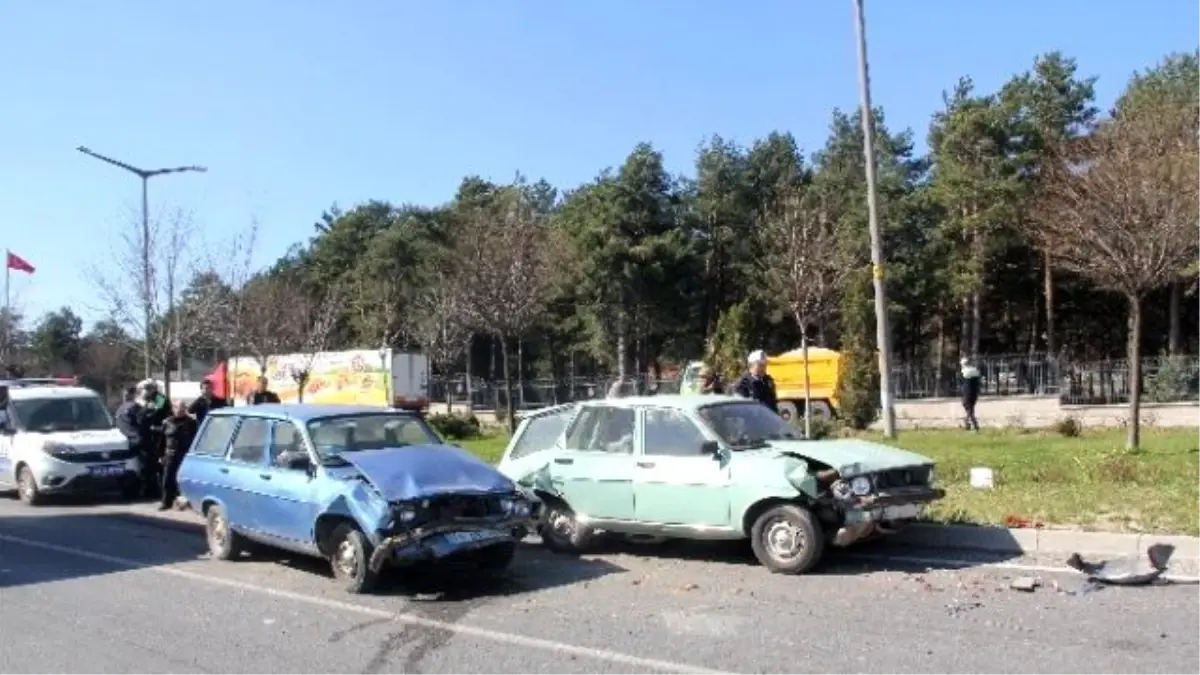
[777,401,799,426]
[329,523,381,594]
[205,504,247,561]
[16,466,42,506]
[750,503,825,575]
[539,502,595,555]
[810,400,835,421]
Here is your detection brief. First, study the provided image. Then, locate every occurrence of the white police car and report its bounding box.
[0,380,140,505]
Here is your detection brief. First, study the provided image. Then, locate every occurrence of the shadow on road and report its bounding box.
[0,511,207,590]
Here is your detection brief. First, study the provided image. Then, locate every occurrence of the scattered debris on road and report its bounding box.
[945,599,984,616]
[1065,543,1175,586]
[1010,576,1041,592]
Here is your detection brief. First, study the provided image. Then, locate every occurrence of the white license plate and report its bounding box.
[87,464,126,478]
[881,503,923,520]
[443,530,498,545]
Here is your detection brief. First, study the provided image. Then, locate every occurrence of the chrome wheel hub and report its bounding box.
[764,518,804,560]
[210,515,227,548]
[336,539,359,576]
[549,510,575,539]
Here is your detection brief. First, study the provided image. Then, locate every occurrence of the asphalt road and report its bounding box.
[1,497,1196,674]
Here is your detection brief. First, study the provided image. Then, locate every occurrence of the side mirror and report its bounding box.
[700,440,721,456]
[284,454,312,472]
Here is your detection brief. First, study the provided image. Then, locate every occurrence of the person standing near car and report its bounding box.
[138,380,171,498]
[115,386,145,469]
[960,357,982,431]
[698,365,724,394]
[159,401,198,511]
[249,376,281,405]
[734,350,778,413]
[188,378,227,424]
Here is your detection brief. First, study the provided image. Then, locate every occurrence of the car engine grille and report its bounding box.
[57,448,138,464]
[429,495,503,520]
[873,466,932,490]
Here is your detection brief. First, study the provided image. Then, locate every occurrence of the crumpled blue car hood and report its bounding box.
[337,444,515,502]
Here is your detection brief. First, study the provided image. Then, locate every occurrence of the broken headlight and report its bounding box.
[499,496,532,518]
[850,476,872,496]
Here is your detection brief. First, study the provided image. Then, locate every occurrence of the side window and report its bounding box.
[229,418,269,465]
[643,409,709,457]
[509,407,576,461]
[268,421,305,467]
[566,407,635,455]
[191,416,240,457]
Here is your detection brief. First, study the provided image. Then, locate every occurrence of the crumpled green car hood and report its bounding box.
[763,438,934,477]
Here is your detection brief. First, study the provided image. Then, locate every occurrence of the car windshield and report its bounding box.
[12,395,114,433]
[306,413,441,465]
[696,401,800,449]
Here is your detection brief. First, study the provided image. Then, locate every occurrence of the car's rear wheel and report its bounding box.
[205,504,247,561]
[539,502,595,555]
[329,523,381,594]
[16,466,42,506]
[750,503,824,575]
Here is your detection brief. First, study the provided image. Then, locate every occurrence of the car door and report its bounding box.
[178,414,243,509]
[252,419,320,548]
[553,405,637,521]
[633,407,732,527]
[225,417,272,534]
[497,403,579,486]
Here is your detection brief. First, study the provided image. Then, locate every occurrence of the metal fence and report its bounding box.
[426,354,1200,412]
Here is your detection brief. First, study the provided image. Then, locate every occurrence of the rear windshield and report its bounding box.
[12,395,113,433]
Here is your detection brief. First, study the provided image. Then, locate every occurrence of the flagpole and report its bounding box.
[2,249,9,364]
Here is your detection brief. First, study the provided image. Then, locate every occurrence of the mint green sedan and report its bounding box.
[497,395,945,574]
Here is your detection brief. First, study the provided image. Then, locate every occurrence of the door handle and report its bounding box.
[553,458,574,465]
[637,461,656,469]
[218,468,229,474]
[259,474,272,480]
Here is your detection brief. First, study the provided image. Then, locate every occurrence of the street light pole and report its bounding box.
[851,0,897,438]
[76,146,207,380]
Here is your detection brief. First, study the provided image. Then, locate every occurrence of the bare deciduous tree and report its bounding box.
[239,275,307,376]
[88,209,214,398]
[1034,106,1199,450]
[760,186,849,437]
[195,218,261,364]
[82,341,129,401]
[405,269,472,408]
[291,286,344,402]
[456,186,563,431]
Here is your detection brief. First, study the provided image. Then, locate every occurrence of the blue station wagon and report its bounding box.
[177,404,538,593]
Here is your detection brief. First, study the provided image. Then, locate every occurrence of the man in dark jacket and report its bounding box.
[734,350,778,413]
[115,386,144,457]
[187,378,227,424]
[249,376,281,405]
[138,381,171,498]
[159,401,198,510]
[960,357,982,431]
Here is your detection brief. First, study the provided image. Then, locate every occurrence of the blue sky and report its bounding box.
[1,1,1196,329]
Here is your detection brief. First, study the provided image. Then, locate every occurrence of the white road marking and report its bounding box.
[843,551,1200,583]
[0,533,731,675]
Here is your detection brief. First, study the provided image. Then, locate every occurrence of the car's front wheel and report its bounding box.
[329,523,381,594]
[205,504,247,561]
[16,466,42,506]
[539,502,595,555]
[750,503,825,574]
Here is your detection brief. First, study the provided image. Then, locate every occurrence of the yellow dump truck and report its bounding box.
[680,347,842,424]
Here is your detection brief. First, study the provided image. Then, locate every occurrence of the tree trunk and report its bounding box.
[1125,294,1143,451]
[970,290,982,359]
[500,334,515,433]
[615,311,628,383]
[1168,281,1181,356]
[464,337,474,411]
[517,338,525,409]
[934,313,946,398]
[959,299,971,360]
[1043,253,1056,357]
[801,328,812,439]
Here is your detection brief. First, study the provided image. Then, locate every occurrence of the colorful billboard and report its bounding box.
[228,349,391,406]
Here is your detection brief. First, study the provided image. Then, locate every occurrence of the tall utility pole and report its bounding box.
[851,0,897,438]
[77,146,207,379]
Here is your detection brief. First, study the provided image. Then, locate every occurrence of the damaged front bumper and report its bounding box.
[367,516,537,573]
[832,486,946,547]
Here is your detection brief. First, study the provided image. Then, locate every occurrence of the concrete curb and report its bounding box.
[113,506,1200,570]
[893,522,1200,559]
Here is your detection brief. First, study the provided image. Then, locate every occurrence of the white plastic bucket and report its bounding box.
[969,467,994,490]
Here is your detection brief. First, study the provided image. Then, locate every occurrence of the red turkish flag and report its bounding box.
[5,251,34,274]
